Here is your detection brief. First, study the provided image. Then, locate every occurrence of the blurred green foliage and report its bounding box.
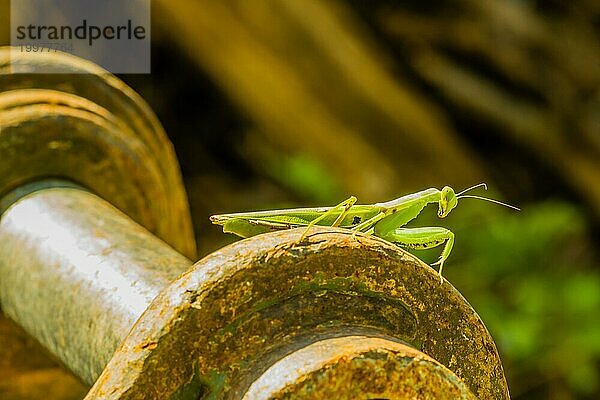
[258,152,342,204]
[414,198,599,398]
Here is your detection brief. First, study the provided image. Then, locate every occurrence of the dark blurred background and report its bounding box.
[1,0,600,399]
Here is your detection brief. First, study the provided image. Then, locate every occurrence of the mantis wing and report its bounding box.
[211,204,382,238]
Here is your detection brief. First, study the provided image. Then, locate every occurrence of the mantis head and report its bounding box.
[438,186,458,218]
[439,183,520,218]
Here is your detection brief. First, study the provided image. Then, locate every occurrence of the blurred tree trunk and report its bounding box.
[154,0,485,201]
[154,0,599,219]
[375,0,600,216]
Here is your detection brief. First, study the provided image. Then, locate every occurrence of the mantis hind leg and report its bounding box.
[299,196,357,241]
[379,227,454,283]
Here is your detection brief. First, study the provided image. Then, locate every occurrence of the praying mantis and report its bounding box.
[210,183,519,282]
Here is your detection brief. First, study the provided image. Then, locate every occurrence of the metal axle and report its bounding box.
[0,186,191,384]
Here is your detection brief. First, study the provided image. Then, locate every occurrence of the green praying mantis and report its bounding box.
[210,183,519,282]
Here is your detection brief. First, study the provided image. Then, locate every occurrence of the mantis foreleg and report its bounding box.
[378,227,455,283]
[373,203,428,237]
[351,201,430,238]
[352,202,427,237]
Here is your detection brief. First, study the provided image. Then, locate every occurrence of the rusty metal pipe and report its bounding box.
[0,185,192,385]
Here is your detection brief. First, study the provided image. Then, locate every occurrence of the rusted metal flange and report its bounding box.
[87,227,509,399]
[0,47,195,259]
[244,336,478,399]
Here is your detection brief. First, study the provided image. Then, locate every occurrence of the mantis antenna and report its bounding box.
[457,195,520,211]
[455,182,519,210]
[456,183,488,196]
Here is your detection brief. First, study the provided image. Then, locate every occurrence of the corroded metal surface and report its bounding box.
[244,336,477,399]
[0,188,192,385]
[0,46,196,259]
[86,226,509,399]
